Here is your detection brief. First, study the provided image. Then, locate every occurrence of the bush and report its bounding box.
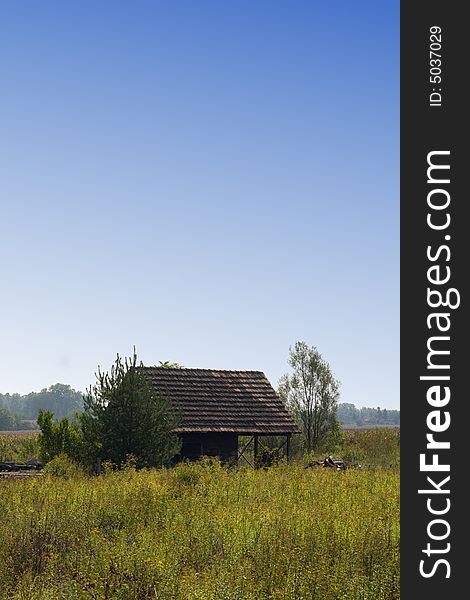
[41,453,86,479]
[37,410,84,463]
[255,446,282,468]
[173,461,203,486]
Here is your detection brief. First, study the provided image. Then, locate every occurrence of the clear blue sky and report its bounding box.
[0,1,399,408]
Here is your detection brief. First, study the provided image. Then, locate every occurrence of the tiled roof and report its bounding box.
[140,368,300,435]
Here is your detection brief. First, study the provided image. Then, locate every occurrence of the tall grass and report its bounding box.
[258,428,400,470]
[0,460,399,599]
[339,428,400,469]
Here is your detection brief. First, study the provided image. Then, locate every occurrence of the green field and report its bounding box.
[0,450,399,600]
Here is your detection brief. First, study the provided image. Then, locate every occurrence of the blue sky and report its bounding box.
[0,1,399,408]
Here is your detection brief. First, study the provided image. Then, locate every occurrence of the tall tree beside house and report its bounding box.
[83,351,181,468]
[278,341,340,452]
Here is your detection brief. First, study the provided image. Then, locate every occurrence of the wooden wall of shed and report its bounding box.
[177,433,238,462]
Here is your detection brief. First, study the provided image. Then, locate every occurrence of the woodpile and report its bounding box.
[0,460,43,478]
[305,456,362,470]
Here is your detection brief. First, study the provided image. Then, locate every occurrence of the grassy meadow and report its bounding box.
[0,431,399,600]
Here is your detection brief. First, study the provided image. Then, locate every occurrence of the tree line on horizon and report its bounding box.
[0,384,83,430]
[337,403,400,427]
[1,381,399,432]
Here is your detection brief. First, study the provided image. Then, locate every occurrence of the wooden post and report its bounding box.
[254,435,259,467]
[286,434,291,464]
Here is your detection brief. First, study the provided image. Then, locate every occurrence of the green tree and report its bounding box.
[37,410,84,463]
[278,341,340,452]
[83,351,181,468]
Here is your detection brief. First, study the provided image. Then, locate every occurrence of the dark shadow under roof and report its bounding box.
[140,368,300,435]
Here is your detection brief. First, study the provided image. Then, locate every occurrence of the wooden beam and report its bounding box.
[286,434,292,464]
[237,436,254,466]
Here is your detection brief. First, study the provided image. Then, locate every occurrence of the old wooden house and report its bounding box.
[140,368,300,464]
